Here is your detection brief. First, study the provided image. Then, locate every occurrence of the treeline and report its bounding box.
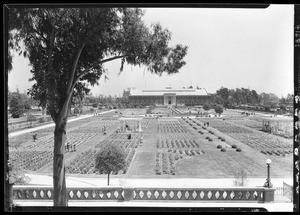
[210,87,293,113]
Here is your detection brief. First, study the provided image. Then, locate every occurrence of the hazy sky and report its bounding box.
[8,5,294,98]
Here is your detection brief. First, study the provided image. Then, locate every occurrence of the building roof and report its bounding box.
[128,87,209,96]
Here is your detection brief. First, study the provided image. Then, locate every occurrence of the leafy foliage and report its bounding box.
[9,94,22,118]
[214,105,223,115]
[203,103,210,111]
[95,144,126,174]
[9,8,188,123]
[7,159,31,185]
[94,144,126,185]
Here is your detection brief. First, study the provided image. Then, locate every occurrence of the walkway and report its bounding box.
[127,119,158,176]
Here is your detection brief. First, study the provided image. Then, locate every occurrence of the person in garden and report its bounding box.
[66,142,70,152]
[33,134,37,142]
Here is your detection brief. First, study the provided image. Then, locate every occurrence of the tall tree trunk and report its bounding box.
[53,115,68,206]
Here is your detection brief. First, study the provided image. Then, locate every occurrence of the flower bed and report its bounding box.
[10,150,53,171]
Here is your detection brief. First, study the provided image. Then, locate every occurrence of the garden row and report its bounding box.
[22,132,97,151]
[96,139,140,149]
[228,133,292,156]
[158,120,187,133]
[260,149,293,156]
[157,138,200,149]
[155,152,176,175]
[69,119,118,133]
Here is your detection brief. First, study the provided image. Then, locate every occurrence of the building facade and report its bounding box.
[124,87,211,107]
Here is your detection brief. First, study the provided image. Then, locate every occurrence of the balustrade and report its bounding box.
[13,186,275,203]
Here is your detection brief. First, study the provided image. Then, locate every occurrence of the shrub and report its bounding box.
[221,138,225,141]
[209,138,213,141]
[218,136,222,139]
[217,145,222,149]
[38,117,46,123]
[206,136,209,139]
[236,148,242,152]
[203,103,210,111]
[221,148,226,152]
[231,145,237,149]
[215,105,224,115]
[74,107,80,115]
[92,103,98,108]
[233,169,248,186]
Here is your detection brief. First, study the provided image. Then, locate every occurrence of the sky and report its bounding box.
[8,5,294,98]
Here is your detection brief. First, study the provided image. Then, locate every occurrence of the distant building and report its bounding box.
[124,86,211,107]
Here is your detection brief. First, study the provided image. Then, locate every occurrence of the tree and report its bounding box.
[10,95,22,118]
[8,7,187,206]
[94,144,126,185]
[216,87,229,104]
[215,105,223,115]
[203,103,210,111]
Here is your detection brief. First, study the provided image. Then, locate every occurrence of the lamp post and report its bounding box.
[263,158,273,188]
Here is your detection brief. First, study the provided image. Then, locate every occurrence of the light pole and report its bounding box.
[263,158,273,188]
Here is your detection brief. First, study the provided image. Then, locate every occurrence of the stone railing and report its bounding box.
[13,186,276,203]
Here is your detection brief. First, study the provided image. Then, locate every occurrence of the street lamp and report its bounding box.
[263,158,273,188]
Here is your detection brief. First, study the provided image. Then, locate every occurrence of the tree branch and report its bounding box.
[71,55,125,90]
[66,40,87,95]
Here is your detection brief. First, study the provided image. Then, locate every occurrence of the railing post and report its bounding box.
[123,187,134,201]
[264,188,276,202]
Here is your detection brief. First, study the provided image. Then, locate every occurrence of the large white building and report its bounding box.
[123,86,211,107]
